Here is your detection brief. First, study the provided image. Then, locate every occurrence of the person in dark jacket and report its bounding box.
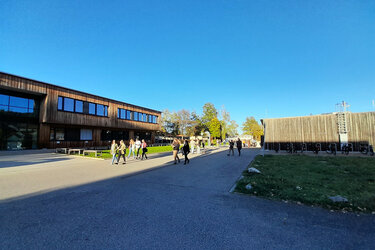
[236,138,242,156]
[228,140,234,156]
[182,140,190,165]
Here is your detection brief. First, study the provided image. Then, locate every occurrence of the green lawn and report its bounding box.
[235,155,375,213]
[82,146,175,159]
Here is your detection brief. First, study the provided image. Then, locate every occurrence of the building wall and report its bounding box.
[263,112,375,151]
[0,72,161,149]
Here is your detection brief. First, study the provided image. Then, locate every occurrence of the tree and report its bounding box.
[201,103,217,127]
[176,109,191,136]
[209,117,221,139]
[189,111,205,136]
[220,106,231,140]
[160,109,179,135]
[242,117,263,141]
[227,120,239,137]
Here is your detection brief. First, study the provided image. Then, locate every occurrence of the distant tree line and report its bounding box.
[160,103,263,141]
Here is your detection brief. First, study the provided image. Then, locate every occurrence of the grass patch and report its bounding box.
[235,155,375,213]
[81,146,175,159]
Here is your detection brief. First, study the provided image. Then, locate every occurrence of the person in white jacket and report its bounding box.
[135,138,141,159]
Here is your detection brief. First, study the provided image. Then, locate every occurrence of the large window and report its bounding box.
[57,96,108,117]
[0,94,38,114]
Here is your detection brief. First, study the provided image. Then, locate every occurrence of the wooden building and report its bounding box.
[0,72,161,150]
[262,112,375,151]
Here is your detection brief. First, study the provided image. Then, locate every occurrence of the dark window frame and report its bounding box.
[57,96,108,117]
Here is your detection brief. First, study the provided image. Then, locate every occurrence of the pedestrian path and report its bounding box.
[1,148,374,249]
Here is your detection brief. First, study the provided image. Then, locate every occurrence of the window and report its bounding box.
[58,96,63,110]
[50,128,55,141]
[0,94,9,106]
[80,129,93,140]
[89,103,96,115]
[143,113,147,122]
[56,129,65,140]
[63,98,74,112]
[28,99,35,113]
[133,111,138,121]
[120,109,125,119]
[0,94,9,111]
[97,104,104,116]
[126,110,131,120]
[0,94,38,114]
[9,96,28,113]
[75,100,83,113]
[10,96,28,108]
[58,97,108,117]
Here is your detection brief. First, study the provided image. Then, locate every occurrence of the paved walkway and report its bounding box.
[0,148,374,249]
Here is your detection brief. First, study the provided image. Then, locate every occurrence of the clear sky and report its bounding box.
[1,0,374,132]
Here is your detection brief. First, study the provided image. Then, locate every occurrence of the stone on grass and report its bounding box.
[296,186,302,190]
[328,195,348,203]
[245,184,252,190]
[248,167,261,174]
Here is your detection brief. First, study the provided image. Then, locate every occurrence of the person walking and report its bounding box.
[117,140,126,164]
[197,140,201,154]
[236,138,242,156]
[110,140,119,165]
[127,139,136,159]
[190,139,196,154]
[135,138,141,159]
[171,138,180,164]
[228,140,234,156]
[141,139,148,160]
[182,139,190,165]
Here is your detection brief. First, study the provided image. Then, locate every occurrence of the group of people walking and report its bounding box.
[111,137,243,166]
[171,138,191,165]
[228,138,243,156]
[189,139,205,154]
[110,138,148,165]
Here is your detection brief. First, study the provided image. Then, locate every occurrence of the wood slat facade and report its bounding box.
[262,112,375,151]
[0,72,161,149]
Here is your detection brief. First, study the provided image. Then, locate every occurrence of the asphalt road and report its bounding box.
[0,148,374,249]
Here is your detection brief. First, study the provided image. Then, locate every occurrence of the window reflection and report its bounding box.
[64,98,74,112]
[0,94,9,105]
[58,96,63,110]
[10,96,28,108]
[75,100,83,113]
[89,103,96,115]
[0,94,38,114]
[97,104,104,116]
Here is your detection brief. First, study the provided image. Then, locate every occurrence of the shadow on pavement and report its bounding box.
[0,157,72,169]
[0,148,228,204]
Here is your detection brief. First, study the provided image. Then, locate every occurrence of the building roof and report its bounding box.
[0,71,162,114]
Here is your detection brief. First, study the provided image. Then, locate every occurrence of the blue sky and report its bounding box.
[1,0,374,132]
